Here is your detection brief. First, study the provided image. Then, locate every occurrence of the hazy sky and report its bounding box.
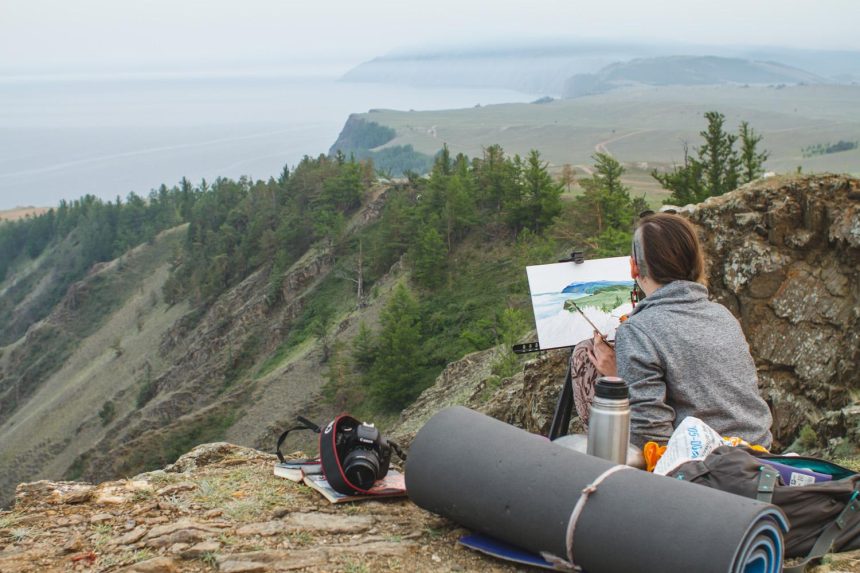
[3,0,860,76]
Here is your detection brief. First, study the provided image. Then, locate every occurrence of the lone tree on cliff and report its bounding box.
[653,111,768,205]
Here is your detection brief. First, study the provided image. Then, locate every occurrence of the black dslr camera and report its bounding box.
[275,413,405,495]
[336,420,393,490]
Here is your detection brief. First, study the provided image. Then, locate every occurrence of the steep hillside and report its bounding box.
[0,227,192,506]
[0,175,858,570]
[0,184,404,507]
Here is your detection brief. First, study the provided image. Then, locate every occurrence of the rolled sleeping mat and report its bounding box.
[406,407,787,573]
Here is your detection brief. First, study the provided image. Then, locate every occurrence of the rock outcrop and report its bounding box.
[690,174,860,451]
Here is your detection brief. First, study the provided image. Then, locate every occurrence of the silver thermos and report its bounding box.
[586,376,631,464]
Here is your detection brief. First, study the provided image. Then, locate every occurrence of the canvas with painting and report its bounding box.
[526,256,635,350]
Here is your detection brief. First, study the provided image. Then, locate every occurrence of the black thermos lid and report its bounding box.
[594,376,629,399]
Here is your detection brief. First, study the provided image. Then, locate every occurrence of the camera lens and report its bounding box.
[343,448,380,490]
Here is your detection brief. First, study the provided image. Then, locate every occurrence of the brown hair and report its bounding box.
[633,213,706,286]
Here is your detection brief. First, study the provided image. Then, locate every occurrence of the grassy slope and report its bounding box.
[0,227,189,494]
[361,84,860,205]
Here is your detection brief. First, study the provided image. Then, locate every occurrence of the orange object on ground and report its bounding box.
[643,441,667,472]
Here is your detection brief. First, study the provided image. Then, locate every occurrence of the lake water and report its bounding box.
[0,75,532,209]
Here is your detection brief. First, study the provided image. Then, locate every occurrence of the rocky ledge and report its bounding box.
[0,442,536,573]
[2,443,859,572]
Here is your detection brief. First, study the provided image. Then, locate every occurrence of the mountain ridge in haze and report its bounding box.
[343,41,860,95]
[563,55,825,97]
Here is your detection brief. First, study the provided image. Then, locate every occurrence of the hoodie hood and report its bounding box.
[629,280,708,317]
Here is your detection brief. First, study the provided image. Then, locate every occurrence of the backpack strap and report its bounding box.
[784,489,860,573]
[755,465,779,504]
[275,415,320,463]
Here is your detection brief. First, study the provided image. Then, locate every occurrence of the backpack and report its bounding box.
[670,445,860,572]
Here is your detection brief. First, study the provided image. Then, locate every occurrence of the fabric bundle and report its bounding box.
[406,407,787,573]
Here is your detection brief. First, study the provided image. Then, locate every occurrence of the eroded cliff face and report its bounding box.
[394,175,860,454]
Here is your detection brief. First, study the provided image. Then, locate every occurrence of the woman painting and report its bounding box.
[575,212,773,449]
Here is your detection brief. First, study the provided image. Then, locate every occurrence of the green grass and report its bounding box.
[256,337,314,379]
[191,466,296,523]
[256,274,354,379]
[573,285,632,313]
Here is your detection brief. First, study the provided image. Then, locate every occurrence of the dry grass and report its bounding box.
[363,84,860,186]
[0,207,50,221]
[0,511,22,528]
[190,465,296,522]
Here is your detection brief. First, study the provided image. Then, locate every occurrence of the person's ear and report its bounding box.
[630,256,639,279]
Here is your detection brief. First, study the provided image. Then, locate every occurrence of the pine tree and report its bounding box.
[368,284,424,409]
[411,224,447,288]
[699,111,740,197]
[653,112,766,204]
[578,152,634,236]
[652,143,707,205]
[560,163,575,192]
[351,321,376,373]
[591,152,632,230]
[475,144,509,212]
[738,121,769,183]
[441,159,478,251]
[507,150,563,234]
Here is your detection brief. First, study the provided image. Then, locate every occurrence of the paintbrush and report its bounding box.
[564,297,615,349]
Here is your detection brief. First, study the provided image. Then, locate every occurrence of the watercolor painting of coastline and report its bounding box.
[526,256,635,350]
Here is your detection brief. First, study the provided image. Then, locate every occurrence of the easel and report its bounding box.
[510,251,584,440]
[514,250,641,440]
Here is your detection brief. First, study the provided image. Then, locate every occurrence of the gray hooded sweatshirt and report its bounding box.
[615,280,773,449]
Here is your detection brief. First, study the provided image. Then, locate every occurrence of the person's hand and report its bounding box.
[587,331,617,376]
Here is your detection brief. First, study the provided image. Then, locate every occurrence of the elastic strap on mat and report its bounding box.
[565,464,633,570]
[784,489,860,573]
[275,415,321,463]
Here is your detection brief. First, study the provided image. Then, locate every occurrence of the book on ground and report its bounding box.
[274,461,406,504]
[273,459,322,482]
